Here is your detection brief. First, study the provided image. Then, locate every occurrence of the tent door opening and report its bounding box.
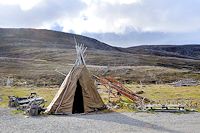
[72,80,84,114]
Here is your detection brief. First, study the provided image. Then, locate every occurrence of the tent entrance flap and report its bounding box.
[72,80,84,114]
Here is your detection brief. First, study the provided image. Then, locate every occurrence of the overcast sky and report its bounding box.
[0,0,200,47]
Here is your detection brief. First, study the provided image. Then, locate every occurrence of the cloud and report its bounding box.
[0,0,86,28]
[55,0,200,36]
[78,0,200,33]
[83,29,200,47]
[0,0,42,11]
[51,23,64,31]
[0,0,200,46]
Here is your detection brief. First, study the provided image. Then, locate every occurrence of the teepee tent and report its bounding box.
[46,40,105,114]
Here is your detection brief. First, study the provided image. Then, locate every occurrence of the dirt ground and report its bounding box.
[0,108,200,133]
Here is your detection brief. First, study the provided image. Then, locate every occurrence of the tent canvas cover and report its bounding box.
[46,43,104,114]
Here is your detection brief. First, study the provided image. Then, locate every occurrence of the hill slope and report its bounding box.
[1,28,200,60]
[0,28,200,85]
[123,45,200,60]
[0,28,117,56]
[0,28,200,69]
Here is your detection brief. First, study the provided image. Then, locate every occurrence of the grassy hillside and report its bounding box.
[124,45,200,60]
[0,28,200,86]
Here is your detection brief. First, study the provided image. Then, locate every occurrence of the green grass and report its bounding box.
[0,84,200,112]
[0,87,58,108]
[11,109,24,115]
[125,84,200,111]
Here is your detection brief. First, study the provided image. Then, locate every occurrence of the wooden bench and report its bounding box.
[145,104,185,111]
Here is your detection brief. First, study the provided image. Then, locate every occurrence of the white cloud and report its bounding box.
[82,0,141,5]
[54,0,200,34]
[0,0,86,28]
[0,0,200,46]
[0,0,42,10]
[1,0,200,34]
[59,0,141,33]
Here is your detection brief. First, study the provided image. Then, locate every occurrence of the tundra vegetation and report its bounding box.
[0,29,200,112]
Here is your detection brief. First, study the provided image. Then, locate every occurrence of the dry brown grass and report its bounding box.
[0,84,200,112]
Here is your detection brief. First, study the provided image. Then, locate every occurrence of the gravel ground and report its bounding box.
[0,108,200,133]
